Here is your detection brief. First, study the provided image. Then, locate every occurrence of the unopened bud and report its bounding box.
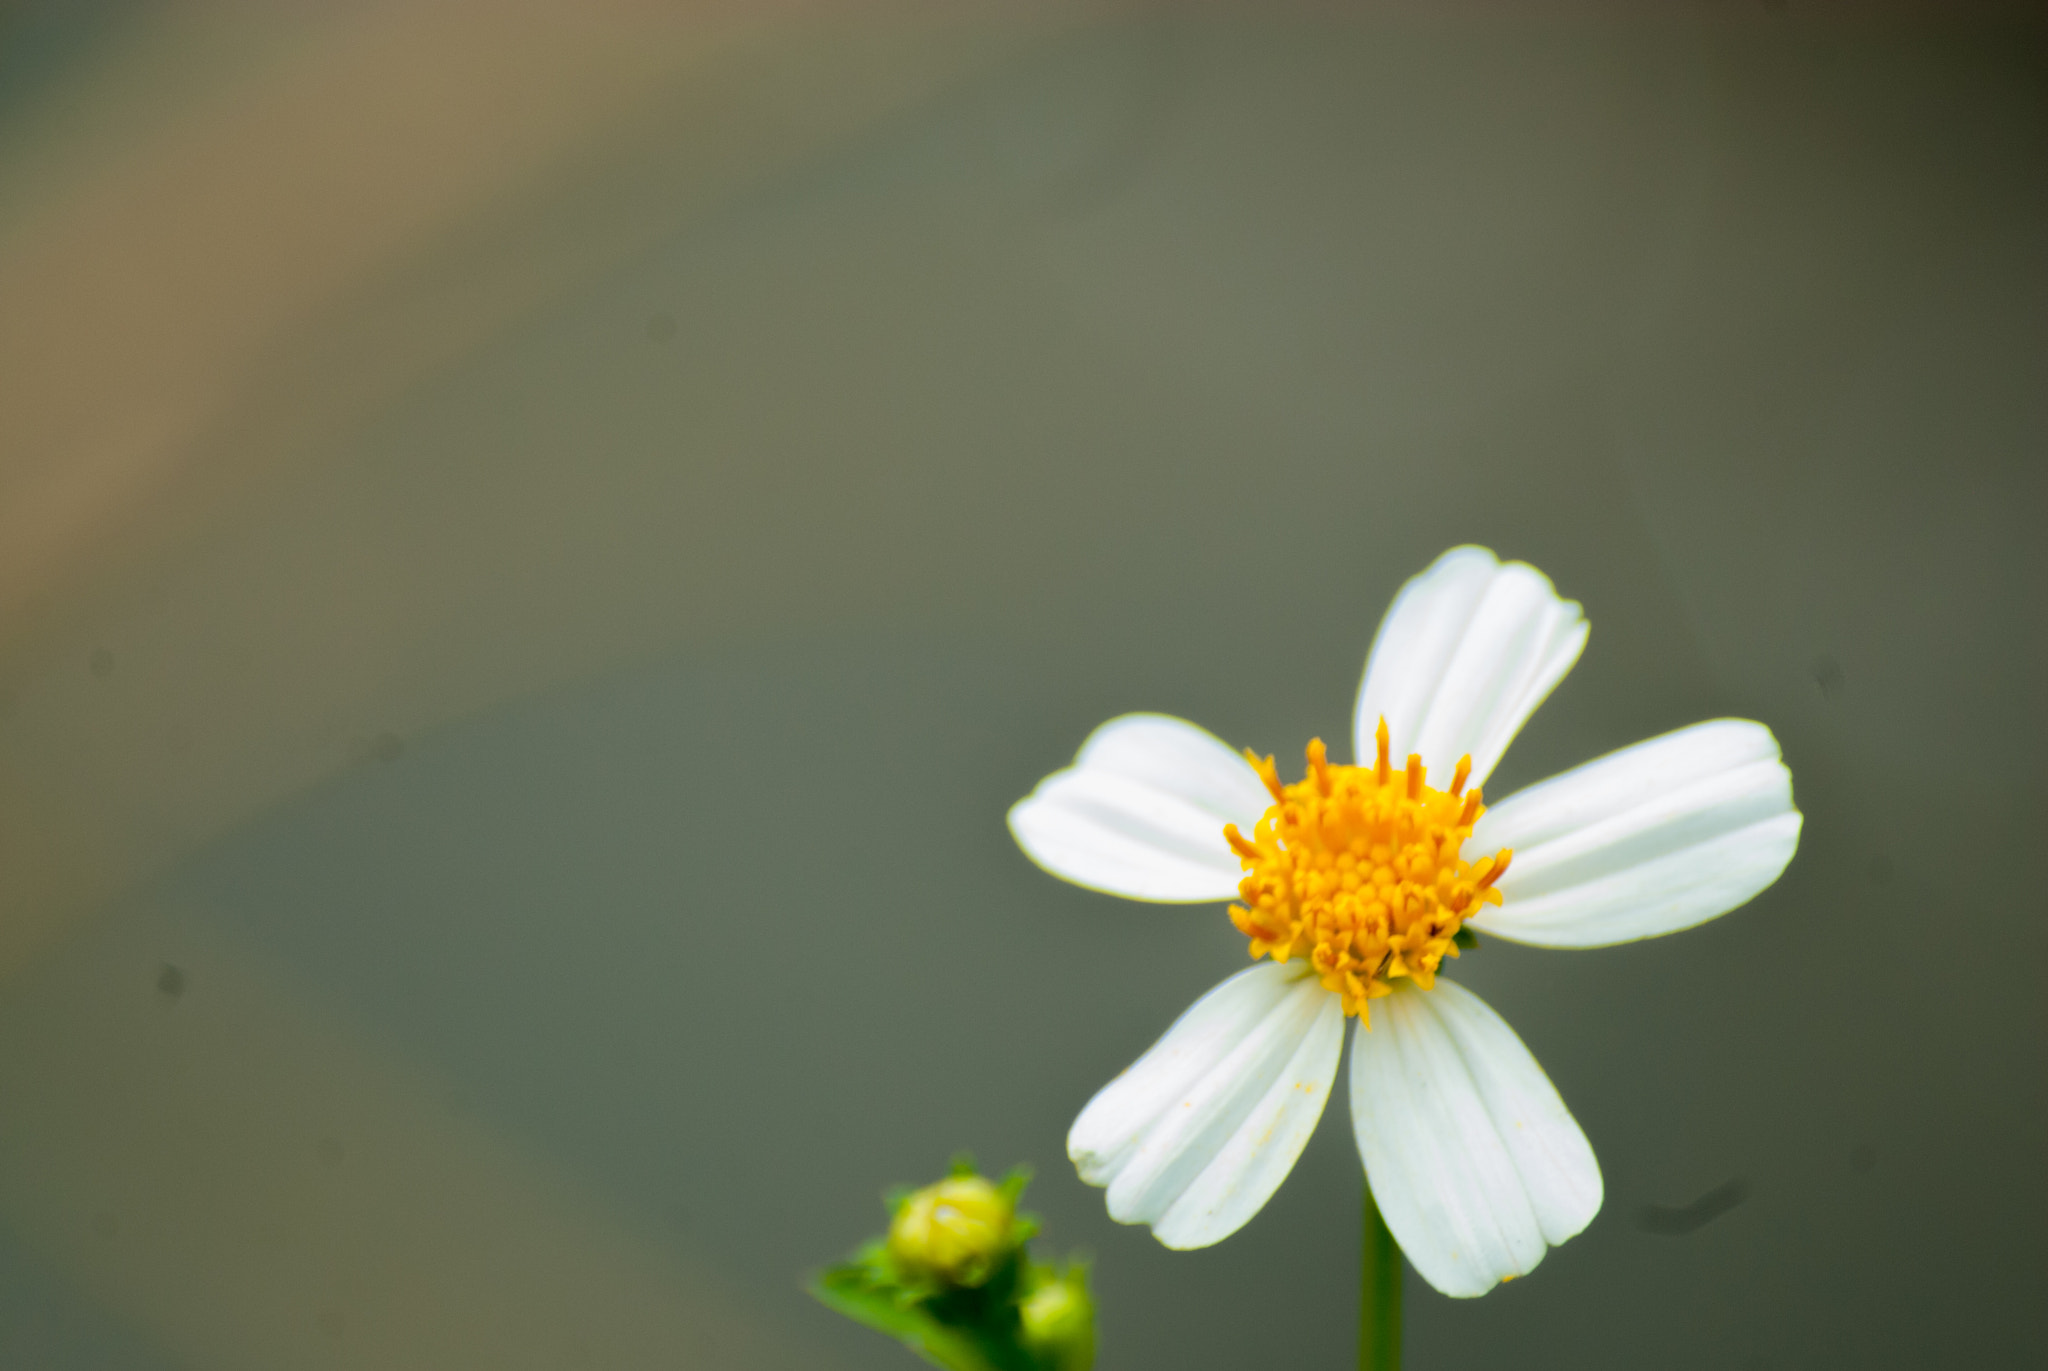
[1020,1268,1095,1371]
[886,1176,1014,1287]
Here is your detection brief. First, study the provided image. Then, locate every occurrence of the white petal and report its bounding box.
[1352,547,1587,788]
[1069,962,1344,1248]
[1350,980,1601,1299]
[1469,719,1802,948]
[1009,714,1270,902]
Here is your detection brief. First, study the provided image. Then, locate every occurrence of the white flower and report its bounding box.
[1008,547,1801,1297]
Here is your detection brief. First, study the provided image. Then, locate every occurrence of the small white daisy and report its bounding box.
[1009,546,1801,1297]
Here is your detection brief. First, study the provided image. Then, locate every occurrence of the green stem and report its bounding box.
[1358,1183,1402,1371]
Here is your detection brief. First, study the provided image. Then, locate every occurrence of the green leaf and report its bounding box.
[811,1267,1005,1371]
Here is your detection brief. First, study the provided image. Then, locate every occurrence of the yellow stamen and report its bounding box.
[1245,750,1286,804]
[1226,717,1510,1026]
[1308,737,1332,793]
[1477,850,1513,888]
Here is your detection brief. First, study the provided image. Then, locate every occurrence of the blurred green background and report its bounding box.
[0,2,2041,1367]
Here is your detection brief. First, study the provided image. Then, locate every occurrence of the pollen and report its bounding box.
[1224,718,1511,1027]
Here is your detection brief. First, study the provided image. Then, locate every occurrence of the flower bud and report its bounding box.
[1019,1268,1096,1371]
[886,1176,1014,1287]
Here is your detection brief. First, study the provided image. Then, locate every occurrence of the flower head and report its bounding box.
[1018,1263,1096,1371]
[1008,547,1801,1297]
[887,1174,1017,1288]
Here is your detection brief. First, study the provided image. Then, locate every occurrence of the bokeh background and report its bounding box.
[0,2,2042,1367]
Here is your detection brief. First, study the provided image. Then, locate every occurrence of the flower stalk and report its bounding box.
[1358,1184,1402,1371]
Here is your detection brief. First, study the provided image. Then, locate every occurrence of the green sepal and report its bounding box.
[1452,925,1480,952]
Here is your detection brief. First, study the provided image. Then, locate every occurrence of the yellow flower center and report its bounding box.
[1225,718,1512,1026]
